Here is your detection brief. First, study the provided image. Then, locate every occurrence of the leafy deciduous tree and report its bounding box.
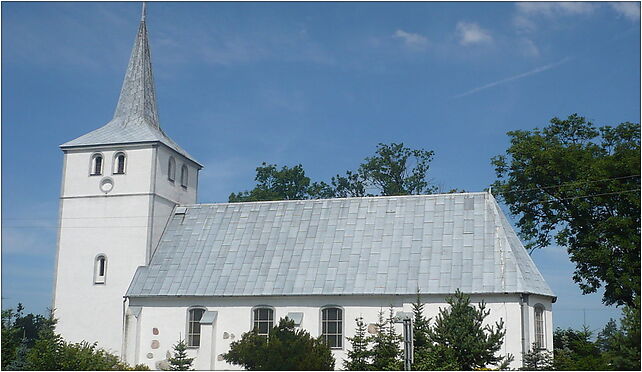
[359,142,436,196]
[223,318,335,370]
[491,114,640,307]
[229,142,438,203]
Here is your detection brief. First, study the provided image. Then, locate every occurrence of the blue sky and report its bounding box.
[2,1,639,332]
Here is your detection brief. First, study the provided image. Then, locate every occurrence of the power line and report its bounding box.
[531,189,640,205]
[3,189,638,229]
[495,175,640,195]
[3,177,640,222]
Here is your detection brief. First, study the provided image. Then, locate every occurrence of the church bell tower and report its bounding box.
[52,5,202,354]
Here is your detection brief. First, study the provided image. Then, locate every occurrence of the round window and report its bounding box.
[100,178,114,193]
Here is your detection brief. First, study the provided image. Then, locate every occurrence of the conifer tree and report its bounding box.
[520,343,554,370]
[168,339,194,371]
[411,289,435,370]
[7,337,29,370]
[370,308,403,371]
[426,289,513,370]
[344,316,371,370]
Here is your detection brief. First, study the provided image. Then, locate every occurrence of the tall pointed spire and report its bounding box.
[113,2,160,128]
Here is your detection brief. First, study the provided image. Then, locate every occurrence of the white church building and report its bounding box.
[52,7,555,370]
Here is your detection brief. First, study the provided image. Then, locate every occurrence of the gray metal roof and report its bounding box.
[126,192,555,298]
[60,16,200,166]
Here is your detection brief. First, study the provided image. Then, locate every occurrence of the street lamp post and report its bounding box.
[393,312,414,371]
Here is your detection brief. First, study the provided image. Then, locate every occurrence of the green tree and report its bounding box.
[553,326,608,370]
[223,318,334,370]
[411,290,434,370]
[2,308,22,369]
[230,142,438,203]
[7,337,30,370]
[520,343,554,370]
[330,170,368,198]
[229,163,315,202]
[2,304,55,369]
[343,316,371,371]
[168,339,194,371]
[426,290,513,370]
[358,142,436,196]
[599,297,641,370]
[369,308,403,371]
[491,114,640,307]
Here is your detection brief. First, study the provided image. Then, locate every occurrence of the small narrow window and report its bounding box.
[321,307,343,349]
[252,307,274,337]
[113,152,126,175]
[181,165,188,188]
[94,255,107,284]
[90,154,103,176]
[187,307,206,347]
[168,157,176,182]
[534,305,545,349]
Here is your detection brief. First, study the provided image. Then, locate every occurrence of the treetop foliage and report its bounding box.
[229,142,438,202]
[223,317,335,370]
[491,114,640,307]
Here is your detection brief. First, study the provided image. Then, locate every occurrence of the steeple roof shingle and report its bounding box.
[61,6,201,167]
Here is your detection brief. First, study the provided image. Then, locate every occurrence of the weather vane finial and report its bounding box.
[142,2,147,21]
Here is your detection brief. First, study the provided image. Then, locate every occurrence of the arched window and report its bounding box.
[113,152,126,175]
[168,157,176,182]
[180,165,188,188]
[94,255,107,284]
[90,154,103,176]
[321,307,343,349]
[534,304,545,349]
[187,307,206,347]
[252,307,274,337]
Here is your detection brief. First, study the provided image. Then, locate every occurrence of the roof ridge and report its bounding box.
[180,191,490,208]
[487,194,556,299]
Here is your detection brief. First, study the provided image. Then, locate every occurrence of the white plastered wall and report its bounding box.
[126,293,542,370]
[53,143,200,355]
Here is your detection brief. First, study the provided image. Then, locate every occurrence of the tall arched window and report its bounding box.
[113,152,126,175]
[187,307,206,347]
[534,304,545,349]
[252,307,274,337]
[90,154,103,176]
[94,255,107,284]
[321,307,343,349]
[180,165,188,188]
[168,157,176,182]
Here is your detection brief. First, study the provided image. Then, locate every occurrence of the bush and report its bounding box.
[223,317,335,370]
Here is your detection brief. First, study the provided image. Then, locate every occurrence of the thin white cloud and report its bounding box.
[393,29,429,50]
[453,57,571,98]
[514,2,596,33]
[516,2,596,16]
[456,22,492,46]
[610,2,641,21]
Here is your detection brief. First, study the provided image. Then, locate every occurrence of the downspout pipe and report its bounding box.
[121,297,128,360]
[519,294,530,365]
